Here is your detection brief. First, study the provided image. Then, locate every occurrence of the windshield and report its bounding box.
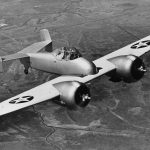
[52,47,82,60]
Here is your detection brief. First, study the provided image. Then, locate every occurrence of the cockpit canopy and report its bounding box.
[52,47,82,60]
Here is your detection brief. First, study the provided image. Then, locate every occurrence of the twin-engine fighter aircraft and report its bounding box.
[0,29,149,116]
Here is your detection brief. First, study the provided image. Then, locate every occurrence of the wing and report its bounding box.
[0,81,59,116]
[77,35,150,83]
[66,35,150,83]
[103,35,150,59]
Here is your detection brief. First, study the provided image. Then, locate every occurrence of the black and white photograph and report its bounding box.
[0,0,150,149]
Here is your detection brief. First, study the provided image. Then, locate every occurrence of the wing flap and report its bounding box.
[0,81,59,116]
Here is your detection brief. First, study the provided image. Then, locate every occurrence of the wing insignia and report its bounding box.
[131,40,150,49]
[9,96,34,104]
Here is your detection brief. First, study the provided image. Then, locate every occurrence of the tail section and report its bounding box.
[40,29,52,52]
[0,29,53,73]
[0,58,3,73]
[19,29,53,54]
[40,29,52,42]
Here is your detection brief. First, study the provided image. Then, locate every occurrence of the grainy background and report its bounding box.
[0,0,150,149]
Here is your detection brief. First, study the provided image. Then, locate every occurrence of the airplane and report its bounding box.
[0,29,149,117]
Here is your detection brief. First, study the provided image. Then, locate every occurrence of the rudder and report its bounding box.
[0,58,3,72]
[40,29,52,52]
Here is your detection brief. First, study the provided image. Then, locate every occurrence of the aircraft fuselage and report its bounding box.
[27,52,97,76]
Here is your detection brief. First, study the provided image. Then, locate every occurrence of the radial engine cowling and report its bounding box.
[108,55,146,82]
[53,81,91,108]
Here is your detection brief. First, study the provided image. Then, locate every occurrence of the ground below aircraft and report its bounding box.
[0,29,149,116]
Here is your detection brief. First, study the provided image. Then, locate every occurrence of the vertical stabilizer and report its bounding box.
[0,58,3,72]
[40,29,52,52]
[40,29,51,42]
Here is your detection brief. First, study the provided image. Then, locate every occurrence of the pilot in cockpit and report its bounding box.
[52,47,82,61]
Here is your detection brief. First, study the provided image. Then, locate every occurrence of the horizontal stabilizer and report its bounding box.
[1,53,28,61]
[18,40,50,54]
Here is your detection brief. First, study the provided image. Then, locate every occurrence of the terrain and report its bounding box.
[1,0,150,149]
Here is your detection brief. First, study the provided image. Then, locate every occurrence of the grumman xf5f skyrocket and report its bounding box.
[0,29,148,116]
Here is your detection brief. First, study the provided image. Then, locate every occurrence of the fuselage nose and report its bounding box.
[74,57,98,76]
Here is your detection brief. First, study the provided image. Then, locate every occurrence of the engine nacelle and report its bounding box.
[53,81,91,108]
[108,55,146,82]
